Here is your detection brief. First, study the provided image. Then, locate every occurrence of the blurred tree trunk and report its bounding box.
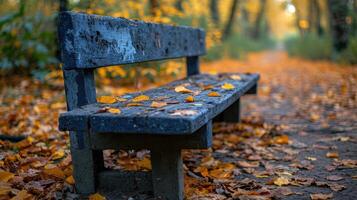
[241,6,250,36]
[251,0,267,39]
[210,0,220,27]
[292,0,304,36]
[351,0,357,35]
[308,0,323,35]
[328,0,350,52]
[150,0,160,17]
[223,0,239,40]
[175,0,183,11]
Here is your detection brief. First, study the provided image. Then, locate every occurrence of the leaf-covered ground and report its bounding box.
[0,51,356,200]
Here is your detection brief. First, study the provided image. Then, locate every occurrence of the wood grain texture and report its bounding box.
[58,11,205,69]
[59,73,259,134]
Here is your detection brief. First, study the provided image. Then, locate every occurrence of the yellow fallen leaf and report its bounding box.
[43,167,66,179]
[10,190,32,200]
[174,85,192,93]
[137,158,152,170]
[151,101,167,108]
[97,96,117,104]
[221,83,235,90]
[274,176,290,186]
[185,95,195,102]
[132,95,150,102]
[65,175,75,185]
[230,75,242,80]
[51,150,65,160]
[89,193,106,200]
[0,170,14,182]
[208,91,221,97]
[326,152,339,158]
[108,108,121,114]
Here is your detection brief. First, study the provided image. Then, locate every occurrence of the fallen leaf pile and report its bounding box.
[0,51,356,199]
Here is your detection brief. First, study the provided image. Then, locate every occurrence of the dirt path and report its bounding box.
[200,51,357,200]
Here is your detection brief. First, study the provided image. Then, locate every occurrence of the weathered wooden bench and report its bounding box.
[58,11,259,200]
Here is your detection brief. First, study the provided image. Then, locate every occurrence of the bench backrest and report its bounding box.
[58,12,206,111]
[58,11,206,70]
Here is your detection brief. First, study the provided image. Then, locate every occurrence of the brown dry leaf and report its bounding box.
[310,193,333,200]
[65,175,75,185]
[221,83,235,90]
[97,96,116,104]
[10,190,32,200]
[202,84,214,90]
[127,103,143,107]
[108,108,121,114]
[237,161,260,168]
[150,101,167,108]
[326,152,339,158]
[208,91,221,97]
[0,170,14,182]
[174,85,192,93]
[328,183,345,192]
[43,167,65,179]
[185,95,195,103]
[194,166,209,177]
[0,182,12,196]
[274,177,290,186]
[326,175,343,181]
[132,95,150,102]
[89,193,106,200]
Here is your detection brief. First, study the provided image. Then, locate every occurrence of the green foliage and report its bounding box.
[284,33,333,60]
[204,34,275,61]
[285,33,357,65]
[338,35,357,65]
[0,3,58,77]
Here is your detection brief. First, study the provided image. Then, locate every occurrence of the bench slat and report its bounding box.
[59,11,205,69]
[59,73,259,134]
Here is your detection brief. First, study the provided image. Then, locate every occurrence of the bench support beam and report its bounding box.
[151,148,184,200]
[63,69,104,194]
[186,56,200,76]
[214,99,241,123]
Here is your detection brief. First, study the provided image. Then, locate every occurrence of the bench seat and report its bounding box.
[59,73,259,135]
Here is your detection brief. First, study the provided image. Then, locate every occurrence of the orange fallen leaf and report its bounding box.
[174,85,192,93]
[326,152,339,158]
[137,158,152,170]
[0,170,14,182]
[221,83,235,90]
[65,175,75,184]
[43,167,65,179]
[208,91,221,97]
[89,193,106,200]
[132,95,150,102]
[150,101,167,108]
[108,108,121,114]
[310,193,333,200]
[194,166,209,177]
[273,135,289,144]
[185,95,195,102]
[97,96,116,104]
[10,190,32,200]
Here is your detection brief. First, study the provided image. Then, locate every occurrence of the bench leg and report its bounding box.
[214,99,241,123]
[151,148,184,200]
[70,131,104,195]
